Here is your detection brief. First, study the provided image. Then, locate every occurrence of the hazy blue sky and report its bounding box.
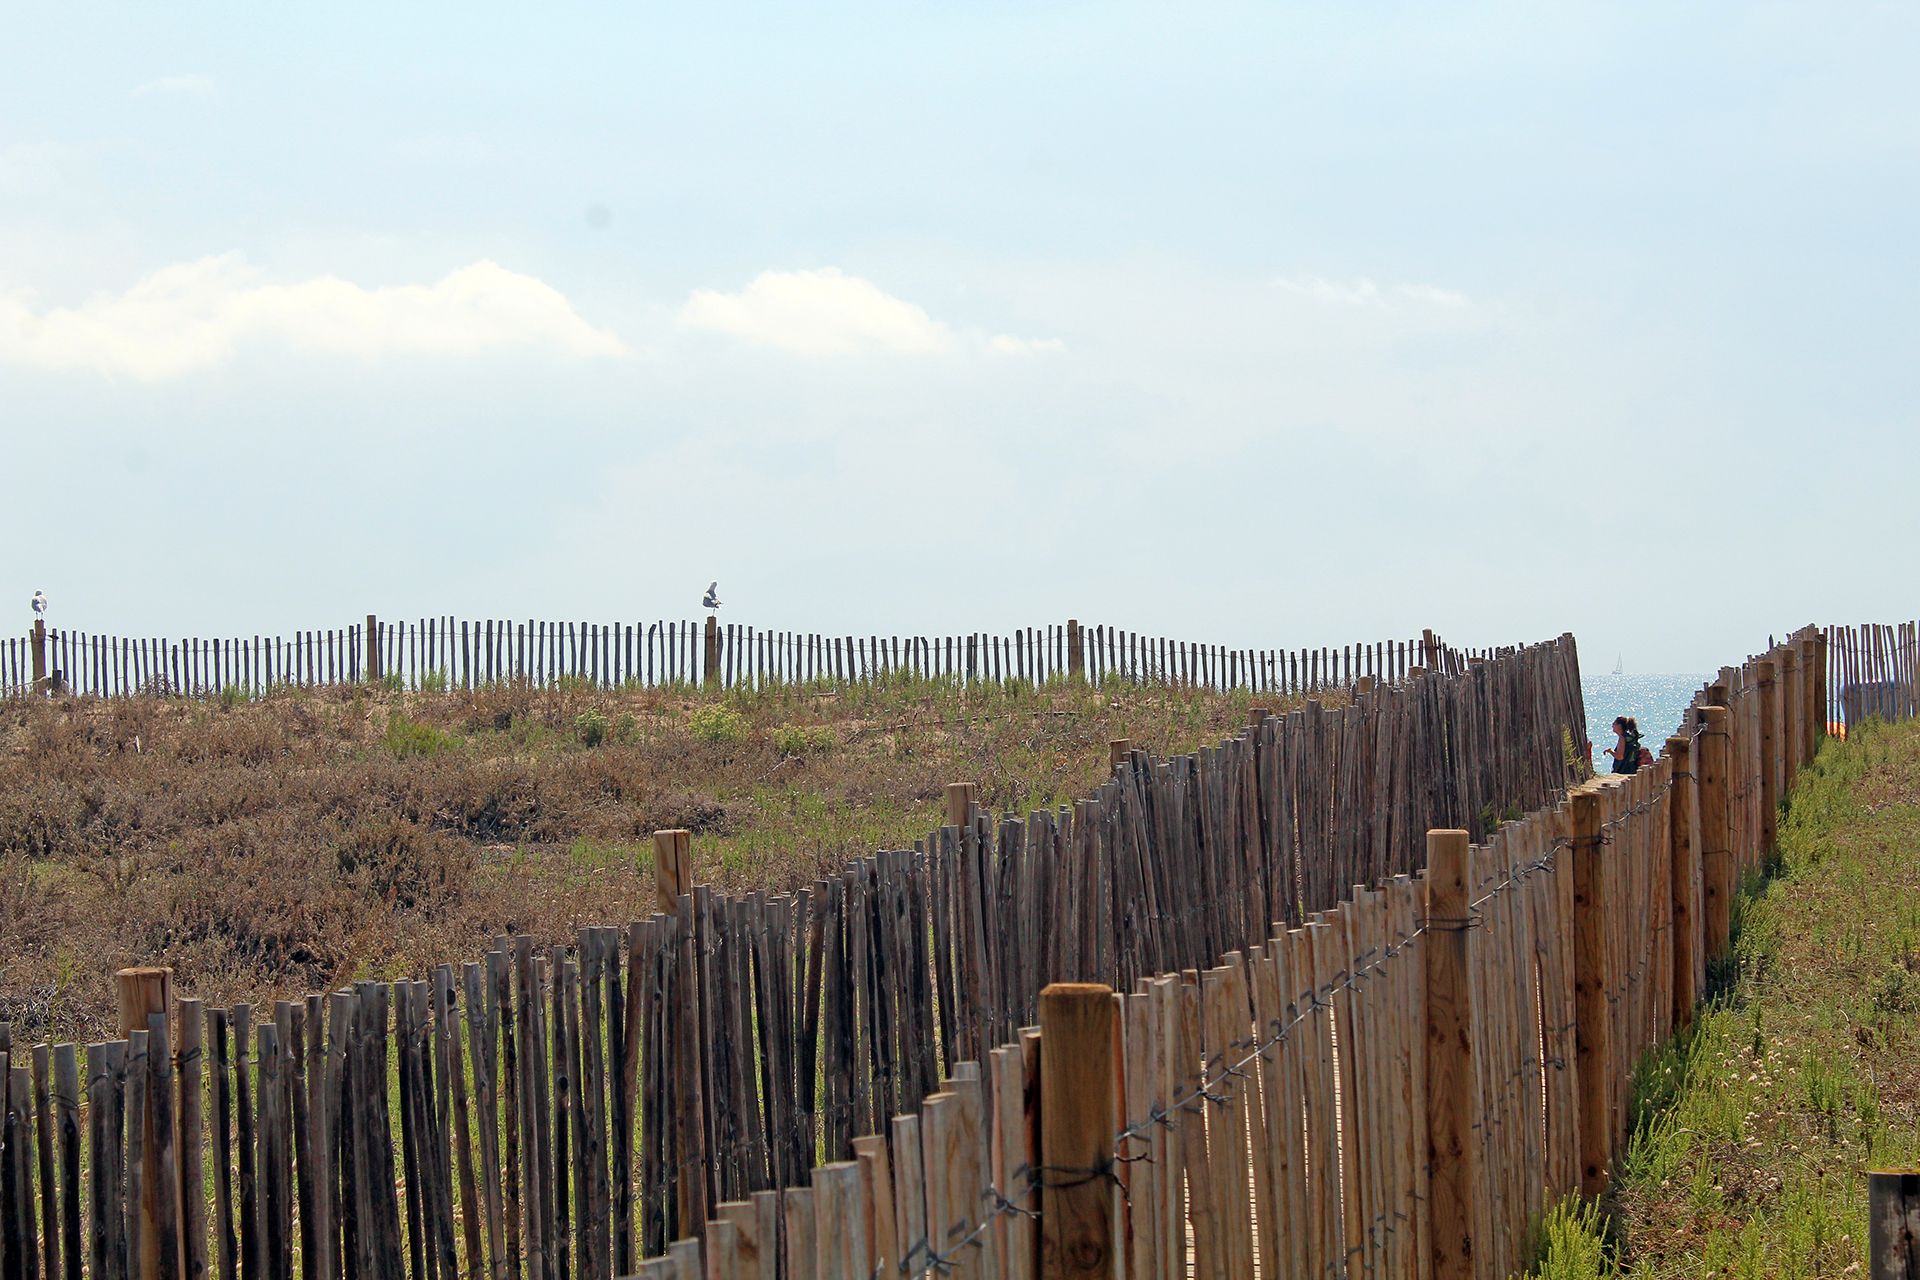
[4,3,1914,672]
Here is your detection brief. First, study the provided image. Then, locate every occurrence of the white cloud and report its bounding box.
[678,268,953,354]
[133,74,216,98]
[986,333,1067,356]
[1272,275,1473,311]
[677,267,1061,358]
[0,255,626,379]
[0,142,66,194]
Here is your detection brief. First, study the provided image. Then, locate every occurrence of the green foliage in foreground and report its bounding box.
[1528,717,1920,1278]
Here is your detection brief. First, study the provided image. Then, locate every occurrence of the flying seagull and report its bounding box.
[31,590,46,617]
[702,581,721,611]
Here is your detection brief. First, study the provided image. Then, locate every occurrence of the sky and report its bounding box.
[3,3,1915,673]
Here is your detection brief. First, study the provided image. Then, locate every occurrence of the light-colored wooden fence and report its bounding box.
[0,623,1835,1279]
[1,616,1496,700]
[1825,620,1919,733]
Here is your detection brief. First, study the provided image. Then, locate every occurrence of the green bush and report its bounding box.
[383,710,457,758]
[688,704,747,745]
[575,710,609,748]
[770,723,837,756]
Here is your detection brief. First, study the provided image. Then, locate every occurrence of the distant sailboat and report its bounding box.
[1611,653,1624,676]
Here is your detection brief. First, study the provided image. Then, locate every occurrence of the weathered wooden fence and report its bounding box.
[1825,620,1919,732]
[0,622,1833,1278]
[0,616,1494,701]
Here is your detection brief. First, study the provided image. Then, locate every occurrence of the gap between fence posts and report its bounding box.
[1423,828,1479,1280]
[1870,1169,1920,1278]
[1037,983,1112,1280]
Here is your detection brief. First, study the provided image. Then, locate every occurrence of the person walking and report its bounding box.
[1604,715,1644,775]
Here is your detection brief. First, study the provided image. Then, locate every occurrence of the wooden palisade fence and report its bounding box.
[0,623,1841,1278]
[2,615,1501,700]
[1825,620,1919,733]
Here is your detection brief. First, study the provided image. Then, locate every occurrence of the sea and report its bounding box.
[1579,672,1712,772]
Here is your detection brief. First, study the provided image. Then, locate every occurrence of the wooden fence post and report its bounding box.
[1423,829,1478,1279]
[1757,658,1779,858]
[1107,741,1131,772]
[945,783,978,830]
[1815,630,1831,740]
[31,619,46,685]
[703,617,719,688]
[1038,983,1114,1280]
[1569,786,1614,1198]
[116,967,175,1280]
[1067,620,1084,683]
[1780,646,1802,781]
[1666,734,1700,1029]
[652,830,693,914]
[1802,634,1822,758]
[116,967,174,1040]
[365,615,380,683]
[1870,1169,1920,1278]
[1695,706,1733,960]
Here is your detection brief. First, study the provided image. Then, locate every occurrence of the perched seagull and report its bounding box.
[702,581,721,611]
[31,590,46,617]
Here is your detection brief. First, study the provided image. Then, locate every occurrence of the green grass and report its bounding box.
[1529,717,1920,1278]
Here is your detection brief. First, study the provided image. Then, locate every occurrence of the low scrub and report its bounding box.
[0,675,1304,1041]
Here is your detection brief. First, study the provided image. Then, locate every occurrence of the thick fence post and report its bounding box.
[116,967,174,1280]
[1871,1169,1920,1278]
[1038,982,1115,1280]
[1666,734,1700,1029]
[1423,829,1478,1279]
[1067,619,1084,683]
[651,829,692,914]
[1569,786,1614,1198]
[1815,630,1831,739]
[945,782,978,830]
[1107,740,1131,771]
[1696,705,1733,960]
[703,616,719,688]
[1780,646,1802,780]
[1802,633,1822,758]
[31,619,46,686]
[1757,658,1779,858]
[116,967,174,1039]
[364,615,380,683]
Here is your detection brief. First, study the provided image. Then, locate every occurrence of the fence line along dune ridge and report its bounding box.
[3,614,1502,699]
[1825,619,1920,731]
[0,621,1862,1278]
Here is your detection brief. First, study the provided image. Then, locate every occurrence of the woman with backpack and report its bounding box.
[1605,715,1646,774]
